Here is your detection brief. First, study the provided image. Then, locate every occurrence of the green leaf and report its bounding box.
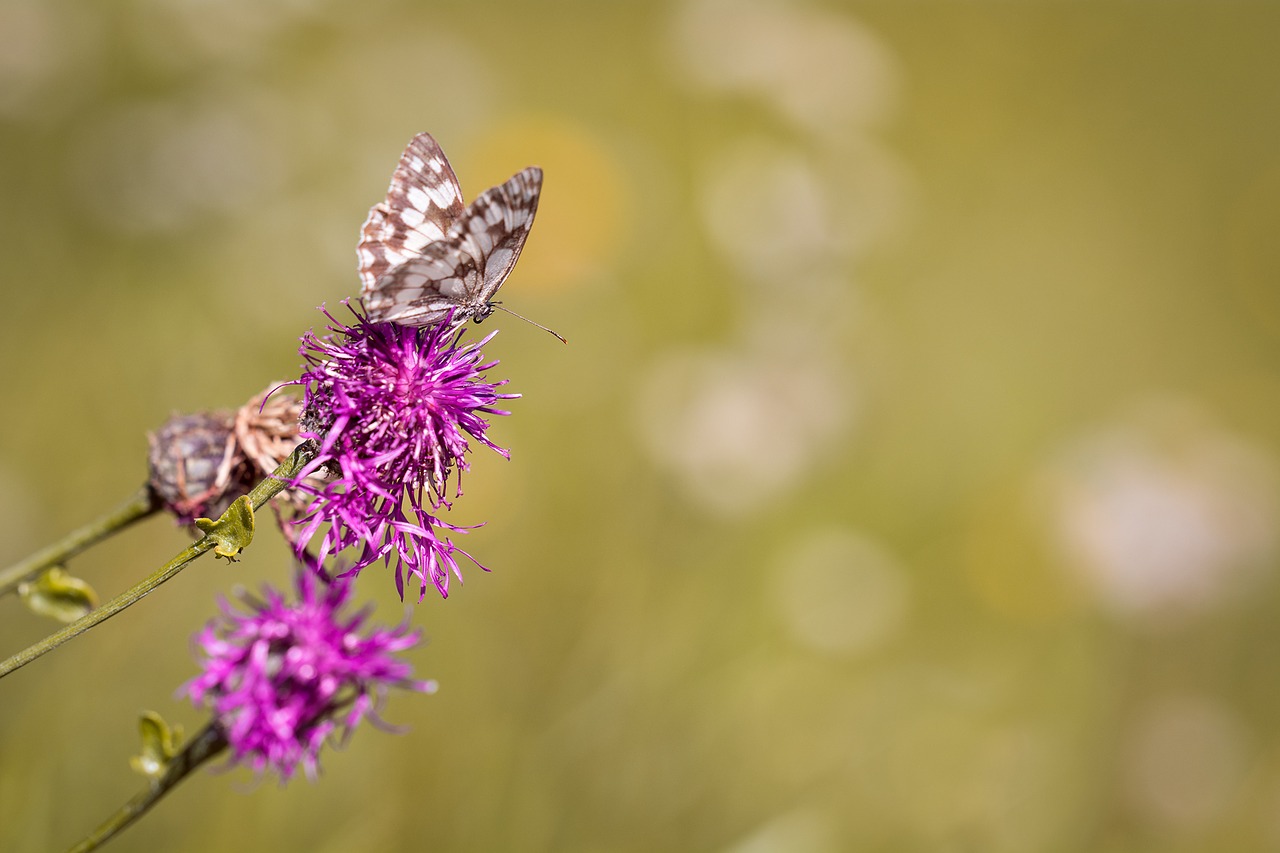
[130,711,184,780]
[18,566,98,623]
[194,495,255,562]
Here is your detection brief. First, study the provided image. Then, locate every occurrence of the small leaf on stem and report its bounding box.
[194,495,255,562]
[18,566,98,622]
[130,711,184,780]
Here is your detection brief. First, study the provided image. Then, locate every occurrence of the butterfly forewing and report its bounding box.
[363,159,543,328]
[356,133,466,295]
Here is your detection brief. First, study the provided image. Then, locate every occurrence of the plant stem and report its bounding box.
[66,722,227,853]
[0,487,159,598]
[0,443,315,681]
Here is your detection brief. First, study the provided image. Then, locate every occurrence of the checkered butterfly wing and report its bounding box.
[363,165,543,328]
[356,133,466,295]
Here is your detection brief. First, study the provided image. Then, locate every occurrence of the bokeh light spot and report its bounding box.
[1124,696,1249,832]
[669,0,898,135]
[775,529,909,657]
[636,346,854,516]
[1040,399,1279,622]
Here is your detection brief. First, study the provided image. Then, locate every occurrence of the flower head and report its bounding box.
[290,306,517,600]
[182,570,434,782]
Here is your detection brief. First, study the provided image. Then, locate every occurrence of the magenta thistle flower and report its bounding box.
[290,305,517,601]
[182,570,434,782]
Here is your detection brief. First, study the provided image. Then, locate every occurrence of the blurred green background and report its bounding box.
[4,1,1280,851]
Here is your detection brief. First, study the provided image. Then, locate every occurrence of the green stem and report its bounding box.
[0,443,315,681]
[0,487,159,598]
[66,722,227,853]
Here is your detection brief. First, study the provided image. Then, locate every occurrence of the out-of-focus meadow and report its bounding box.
[3,1,1280,850]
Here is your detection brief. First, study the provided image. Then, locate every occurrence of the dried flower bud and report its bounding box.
[147,411,253,525]
[237,386,305,482]
[237,384,330,509]
[148,385,319,531]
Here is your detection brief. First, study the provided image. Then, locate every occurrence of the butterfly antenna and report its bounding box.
[492,304,567,344]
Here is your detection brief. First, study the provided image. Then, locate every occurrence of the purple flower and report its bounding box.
[182,570,435,782]
[289,306,517,601]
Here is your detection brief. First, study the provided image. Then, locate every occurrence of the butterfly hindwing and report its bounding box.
[454,166,543,308]
[356,133,466,295]
[363,245,484,329]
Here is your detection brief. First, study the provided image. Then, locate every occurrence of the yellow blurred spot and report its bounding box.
[962,477,1083,625]
[468,118,626,294]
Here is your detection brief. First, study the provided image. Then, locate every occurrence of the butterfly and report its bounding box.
[357,132,542,330]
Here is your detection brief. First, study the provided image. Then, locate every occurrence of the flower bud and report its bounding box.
[235,385,315,508]
[147,411,253,525]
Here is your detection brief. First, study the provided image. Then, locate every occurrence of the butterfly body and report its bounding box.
[358,133,542,329]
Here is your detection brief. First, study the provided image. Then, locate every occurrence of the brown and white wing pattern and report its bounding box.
[363,165,543,328]
[454,166,542,309]
[360,242,484,329]
[356,133,466,295]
